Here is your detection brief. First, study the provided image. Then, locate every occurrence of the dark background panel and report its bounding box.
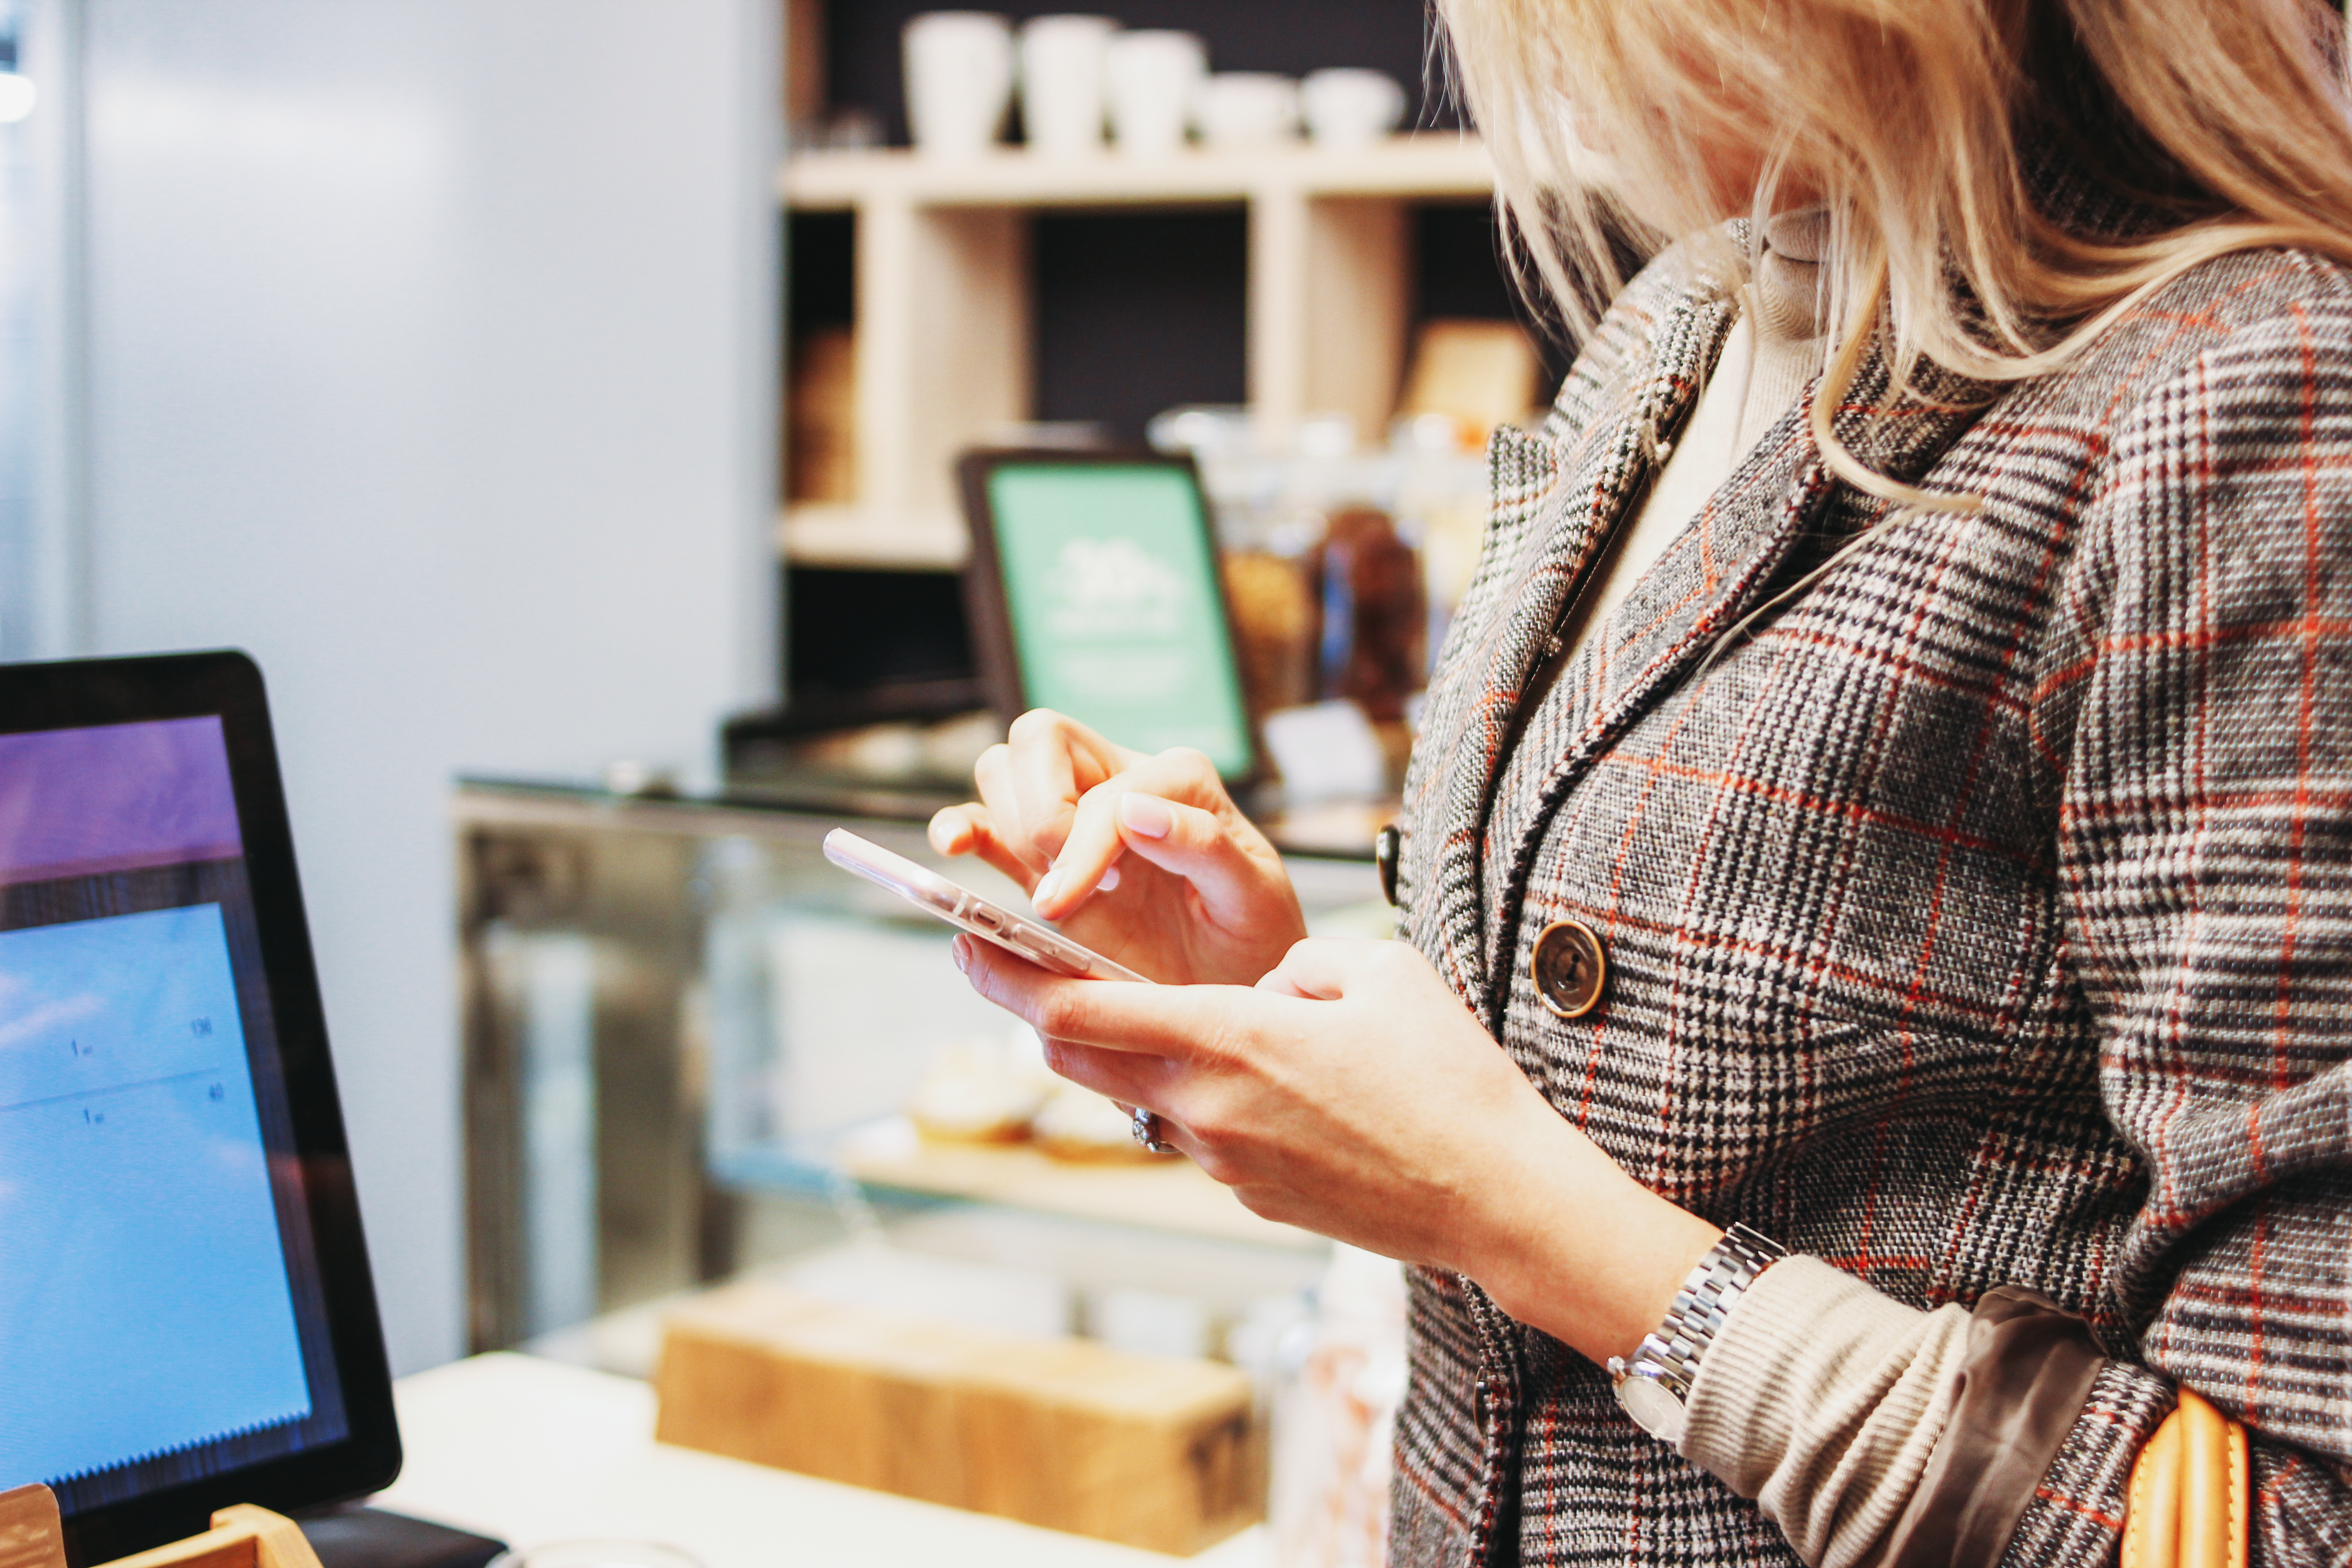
[787,210,856,328]
[1024,206,1567,446]
[1414,201,1516,321]
[1031,208,1249,444]
[824,0,1460,147]
[1413,202,1575,390]
[787,567,975,694]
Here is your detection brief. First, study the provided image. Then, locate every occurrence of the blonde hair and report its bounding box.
[1441,0,2352,510]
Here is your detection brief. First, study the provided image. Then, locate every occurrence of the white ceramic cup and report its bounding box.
[903,12,1014,158]
[1105,30,1206,157]
[1019,15,1116,157]
[1301,68,1406,148]
[1194,72,1300,150]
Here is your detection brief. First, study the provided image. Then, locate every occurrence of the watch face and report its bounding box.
[1613,1372,1689,1446]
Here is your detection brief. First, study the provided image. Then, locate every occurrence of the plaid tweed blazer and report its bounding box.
[1387,227,2352,1567]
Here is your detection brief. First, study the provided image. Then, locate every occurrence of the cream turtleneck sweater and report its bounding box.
[1549,210,1993,1568]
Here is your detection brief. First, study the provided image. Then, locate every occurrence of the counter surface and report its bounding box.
[378,1352,1271,1568]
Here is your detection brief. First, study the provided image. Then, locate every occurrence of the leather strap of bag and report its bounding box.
[2122,1388,2249,1568]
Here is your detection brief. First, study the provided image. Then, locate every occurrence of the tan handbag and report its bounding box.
[2122,1388,2249,1568]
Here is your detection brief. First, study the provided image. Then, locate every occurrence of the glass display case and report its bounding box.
[456,779,1390,1365]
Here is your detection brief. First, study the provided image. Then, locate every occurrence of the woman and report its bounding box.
[931,0,2352,1562]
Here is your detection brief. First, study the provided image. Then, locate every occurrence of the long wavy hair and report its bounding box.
[1440,0,2352,510]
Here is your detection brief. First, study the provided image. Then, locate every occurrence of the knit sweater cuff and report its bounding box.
[1681,1256,1975,1568]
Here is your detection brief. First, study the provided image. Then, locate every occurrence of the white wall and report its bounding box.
[65,0,778,1374]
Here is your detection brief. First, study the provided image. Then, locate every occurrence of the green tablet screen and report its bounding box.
[984,462,1253,778]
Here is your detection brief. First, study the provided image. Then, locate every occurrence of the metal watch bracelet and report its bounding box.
[1608,1223,1788,1443]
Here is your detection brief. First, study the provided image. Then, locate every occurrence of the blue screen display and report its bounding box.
[0,905,314,1487]
[0,717,345,1511]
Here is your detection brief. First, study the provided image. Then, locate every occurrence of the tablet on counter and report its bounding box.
[957,449,1261,784]
[0,652,399,1564]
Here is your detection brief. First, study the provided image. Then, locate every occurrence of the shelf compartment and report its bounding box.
[777,134,1548,568]
[779,503,967,569]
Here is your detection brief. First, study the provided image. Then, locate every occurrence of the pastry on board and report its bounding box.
[1032,1080,1178,1164]
[906,1031,1056,1145]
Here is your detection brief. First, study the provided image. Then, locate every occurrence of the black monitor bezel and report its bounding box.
[0,651,400,1565]
[955,447,1265,787]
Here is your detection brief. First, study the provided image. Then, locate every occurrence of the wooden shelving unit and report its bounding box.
[782,135,1496,207]
[779,135,1499,568]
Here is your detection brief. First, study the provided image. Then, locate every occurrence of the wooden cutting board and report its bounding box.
[653,1282,1261,1555]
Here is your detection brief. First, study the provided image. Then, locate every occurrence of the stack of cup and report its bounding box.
[1194,72,1301,150]
[1105,29,1207,157]
[1019,15,1116,157]
[1301,69,1406,148]
[902,15,1407,159]
[903,12,1016,157]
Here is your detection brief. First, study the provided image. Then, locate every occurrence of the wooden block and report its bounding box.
[653,1282,1260,1555]
[88,1505,323,1568]
[0,1486,65,1568]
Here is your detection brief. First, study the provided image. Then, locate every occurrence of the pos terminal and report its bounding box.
[0,653,483,1568]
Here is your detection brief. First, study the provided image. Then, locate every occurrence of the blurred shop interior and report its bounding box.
[0,0,1600,1562]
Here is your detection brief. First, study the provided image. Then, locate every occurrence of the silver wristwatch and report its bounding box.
[1608,1223,1788,1446]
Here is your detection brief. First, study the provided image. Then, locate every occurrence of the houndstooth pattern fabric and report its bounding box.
[1388,226,2352,1567]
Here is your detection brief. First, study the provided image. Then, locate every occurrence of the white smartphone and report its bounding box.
[823,828,1151,984]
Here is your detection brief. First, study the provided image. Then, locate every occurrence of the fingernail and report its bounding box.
[951,935,970,973]
[1098,864,1121,892]
[1117,793,1174,839]
[1032,869,1063,911]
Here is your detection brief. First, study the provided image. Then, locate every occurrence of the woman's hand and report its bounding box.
[928,709,1305,986]
[954,931,1722,1366]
